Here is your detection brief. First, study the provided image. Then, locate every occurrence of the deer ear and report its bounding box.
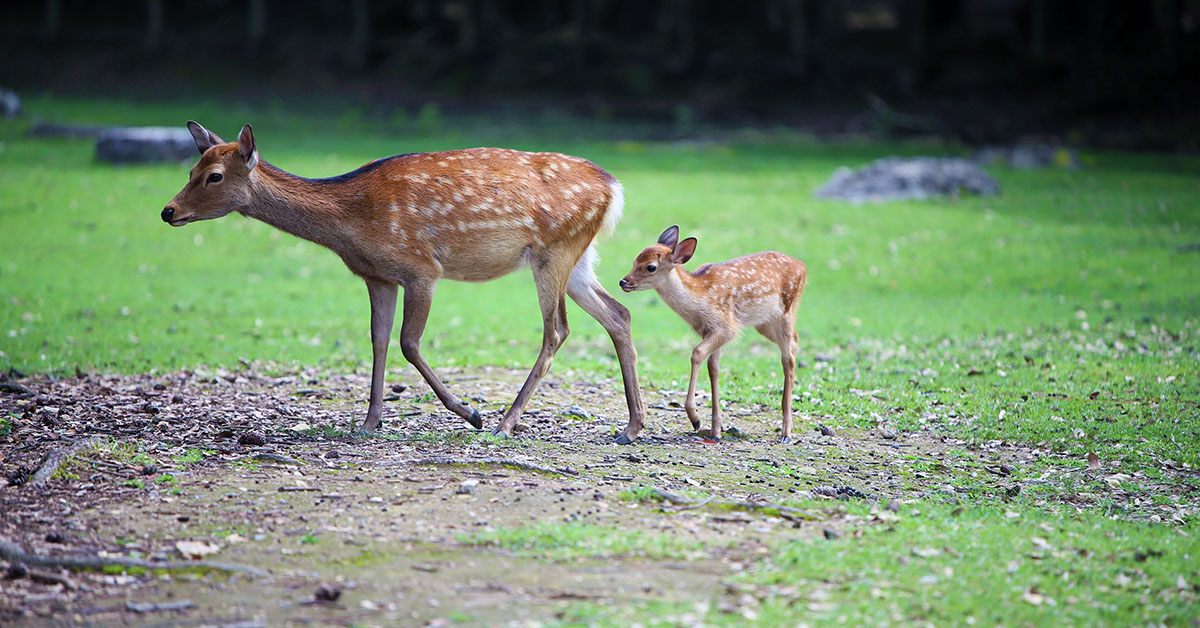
[658,225,680,248]
[237,124,259,170]
[187,121,224,154]
[672,237,697,264]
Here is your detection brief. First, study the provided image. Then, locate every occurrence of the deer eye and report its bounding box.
[646,264,657,273]
[206,172,223,184]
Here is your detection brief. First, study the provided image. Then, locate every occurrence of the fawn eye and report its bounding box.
[206,172,223,184]
[646,264,657,273]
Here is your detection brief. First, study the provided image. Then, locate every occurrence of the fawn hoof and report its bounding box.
[465,407,482,430]
[614,433,635,445]
[490,427,511,439]
[778,435,792,445]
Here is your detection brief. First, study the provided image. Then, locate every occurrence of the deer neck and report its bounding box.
[243,163,355,252]
[655,268,710,328]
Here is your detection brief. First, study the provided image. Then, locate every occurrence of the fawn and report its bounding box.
[164,122,646,443]
[620,226,807,442]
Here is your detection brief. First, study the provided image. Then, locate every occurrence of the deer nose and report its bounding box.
[619,279,628,288]
[161,206,175,223]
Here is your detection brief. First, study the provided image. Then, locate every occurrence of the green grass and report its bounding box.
[172,448,214,464]
[555,501,1200,627]
[458,522,708,561]
[1,95,1198,624]
[3,97,1196,473]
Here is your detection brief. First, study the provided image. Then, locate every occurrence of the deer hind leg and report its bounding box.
[757,318,798,443]
[493,249,575,436]
[566,246,646,445]
[398,278,482,429]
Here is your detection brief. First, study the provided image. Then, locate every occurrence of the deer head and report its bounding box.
[619,225,697,292]
[161,121,259,226]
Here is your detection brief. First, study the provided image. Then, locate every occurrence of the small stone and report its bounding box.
[817,423,835,437]
[391,384,408,393]
[140,463,157,476]
[171,395,184,404]
[564,405,592,421]
[4,563,29,580]
[512,422,530,434]
[238,431,267,447]
[314,584,342,602]
[822,528,840,540]
[886,499,901,513]
[456,479,480,495]
[880,427,898,440]
[44,532,66,544]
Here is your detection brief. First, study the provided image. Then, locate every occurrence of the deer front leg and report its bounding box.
[779,328,798,444]
[687,333,730,438]
[359,281,398,433]
[707,350,722,439]
[398,279,482,429]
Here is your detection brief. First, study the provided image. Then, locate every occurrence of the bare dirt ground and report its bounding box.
[0,366,1187,626]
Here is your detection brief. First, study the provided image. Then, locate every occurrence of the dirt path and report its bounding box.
[0,366,1180,626]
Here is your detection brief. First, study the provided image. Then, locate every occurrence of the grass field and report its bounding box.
[2,96,1198,625]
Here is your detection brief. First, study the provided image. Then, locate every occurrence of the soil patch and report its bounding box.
[1,367,1189,625]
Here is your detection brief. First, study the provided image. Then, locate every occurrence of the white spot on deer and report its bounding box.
[453,192,464,203]
[550,162,560,171]
[437,161,448,167]
[389,202,399,212]
[563,189,574,199]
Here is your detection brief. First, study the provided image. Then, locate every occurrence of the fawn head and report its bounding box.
[619,225,697,292]
[162,121,260,226]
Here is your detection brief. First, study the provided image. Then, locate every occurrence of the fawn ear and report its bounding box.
[187,121,224,154]
[658,225,680,248]
[237,124,259,170]
[672,237,697,264]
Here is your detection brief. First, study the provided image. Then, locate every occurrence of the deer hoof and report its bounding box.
[614,433,635,445]
[778,435,792,445]
[466,408,482,430]
[490,427,511,439]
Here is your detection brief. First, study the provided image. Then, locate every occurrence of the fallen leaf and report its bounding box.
[1087,452,1100,471]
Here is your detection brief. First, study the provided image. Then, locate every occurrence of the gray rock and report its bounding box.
[564,405,592,421]
[0,88,21,118]
[95,127,197,164]
[29,122,105,138]
[814,157,1001,203]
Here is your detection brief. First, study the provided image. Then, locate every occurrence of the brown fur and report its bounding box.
[165,122,646,442]
[620,226,807,442]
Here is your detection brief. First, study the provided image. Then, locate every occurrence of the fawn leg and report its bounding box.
[687,333,731,438]
[707,349,722,438]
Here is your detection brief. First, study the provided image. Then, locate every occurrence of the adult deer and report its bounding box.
[163,122,646,443]
[620,226,807,443]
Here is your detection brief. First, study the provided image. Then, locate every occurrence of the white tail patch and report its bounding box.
[597,180,624,240]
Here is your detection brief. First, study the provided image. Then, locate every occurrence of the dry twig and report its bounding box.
[0,538,268,577]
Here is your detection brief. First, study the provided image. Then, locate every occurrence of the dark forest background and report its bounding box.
[2,0,1198,149]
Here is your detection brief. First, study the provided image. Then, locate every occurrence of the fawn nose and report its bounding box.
[619,279,628,289]
[161,206,175,223]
